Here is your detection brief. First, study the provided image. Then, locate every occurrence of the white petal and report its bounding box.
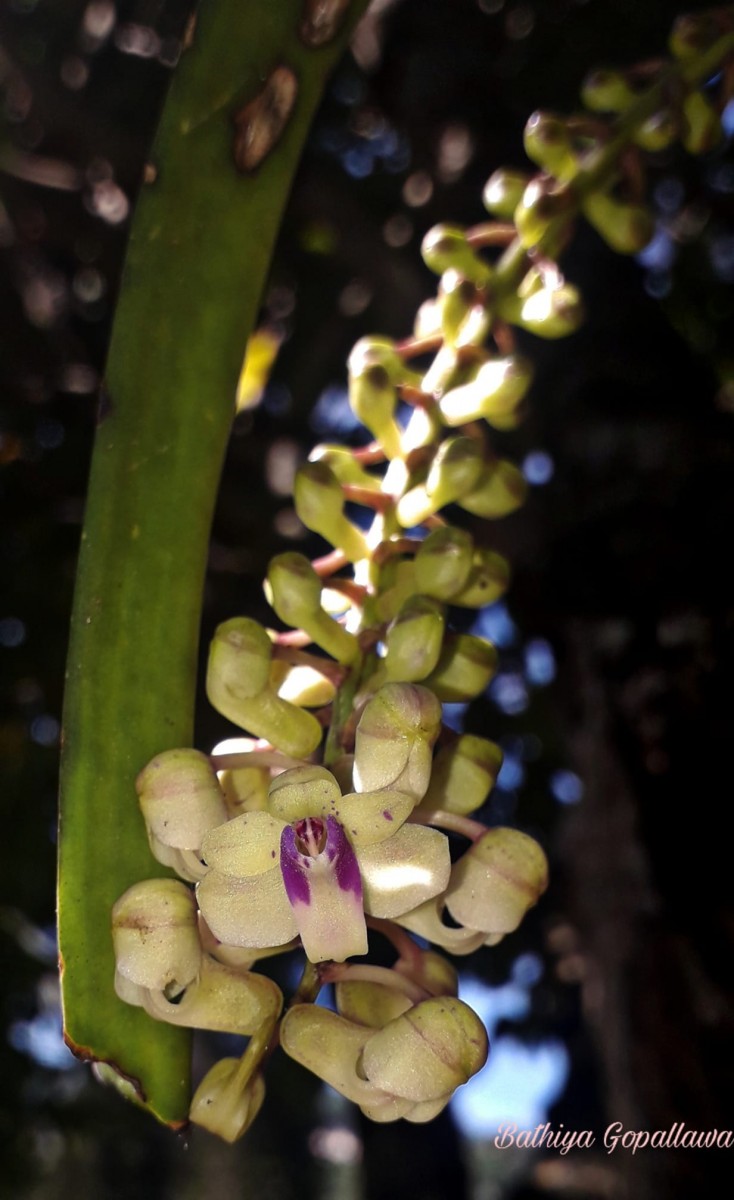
[358,825,450,918]
[197,866,296,948]
[201,812,283,877]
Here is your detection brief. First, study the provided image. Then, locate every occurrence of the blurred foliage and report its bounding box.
[1,1,733,1198]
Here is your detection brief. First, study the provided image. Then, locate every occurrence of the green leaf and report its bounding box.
[58,0,368,1127]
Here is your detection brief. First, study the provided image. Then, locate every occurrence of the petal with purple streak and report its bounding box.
[280,816,368,963]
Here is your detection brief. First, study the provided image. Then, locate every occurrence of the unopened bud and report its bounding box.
[509,279,584,338]
[514,178,574,249]
[416,734,503,817]
[142,954,283,1035]
[294,461,369,562]
[458,459,527,519]
[581,68,636,112]
[424,632,497,702]
[336,979,412,1028]
[349,355,402,460]
[414,526,474,600]
[190,1061,265,1142]
[445,827,549,936]
[267,552,358,664]
[270,659,336,707]
[112,878,201,992]
[310,444,382,491]
[669,13,719,60]
[207,618,322,758]
[136,748,227,852]
[633,109,677,152]
[438,355,533,426]
[523,112,575,179]
[451,547,510,607]
[421,225,490,285]
[681,90,721,155]
[482,168,530,218]
[354,683,441,800]
[397,437,485,527]
[583,193,654,255]
[361,996,488,1103]
[438,271,492,349]
[384,595,446,683]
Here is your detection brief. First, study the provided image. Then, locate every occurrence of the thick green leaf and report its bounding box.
[58,0,368,1126]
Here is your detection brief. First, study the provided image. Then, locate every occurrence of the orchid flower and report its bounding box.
[196,763,450,963]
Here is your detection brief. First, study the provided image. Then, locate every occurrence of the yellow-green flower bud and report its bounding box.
[523,112,576,180]
[669,13,719,60]
[681,90,721,155]
[395,948,458,998]
[458,459,527,519]
[219,760,270,815]
[438,355,533,426]
[451,547,510,607]
[445,827,549,937]
[361,996,488,1103]
[294,461,369,562]
[310,444,382,491]
[421,224,490,285]
[438,270,492,349]
[270,658,337,708]
[583,193,654,255]
[136,748,227,852]
[281,1005,397,1112]
[112,878,201,993]
[633,110,677,152]
[354,682,442,800]
[414,526,474,600]
[396,436,485,527]
[581,68,636,113]
[281,996,487,1120]
[414,296,443,339]
[207,618,322,758]
[423,632,497,702]
[374,558,418,622]
[384,595,446,682]
[348,354,402,460]
[514,177,574,250]
[506,279,584,338]
[416,734,503,817]
[267,552,359,664]
[482,167,530,218]
[420,343,462,397]
[336,979,412,1029]
[142,954,283,1035]
[189,1061,265,1142]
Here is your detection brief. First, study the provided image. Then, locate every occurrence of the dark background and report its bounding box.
[1,1,733,1197]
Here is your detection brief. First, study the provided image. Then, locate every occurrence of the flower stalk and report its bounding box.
[63,5,734,1139]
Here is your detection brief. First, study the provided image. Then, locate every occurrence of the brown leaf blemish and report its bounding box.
[233,65,298,173]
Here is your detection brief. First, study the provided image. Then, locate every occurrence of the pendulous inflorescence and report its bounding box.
[111,10,734,1141]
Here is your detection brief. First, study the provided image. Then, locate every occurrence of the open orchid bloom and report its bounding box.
[197,764,450,963]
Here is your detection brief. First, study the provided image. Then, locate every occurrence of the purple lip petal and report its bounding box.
[279,815,368,962]
[280,825,311,906]
[327,816,362,898]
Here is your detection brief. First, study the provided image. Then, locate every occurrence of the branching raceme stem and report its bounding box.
[108,11,734,1140]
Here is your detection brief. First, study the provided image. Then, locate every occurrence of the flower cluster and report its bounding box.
[111,10,733,1139]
